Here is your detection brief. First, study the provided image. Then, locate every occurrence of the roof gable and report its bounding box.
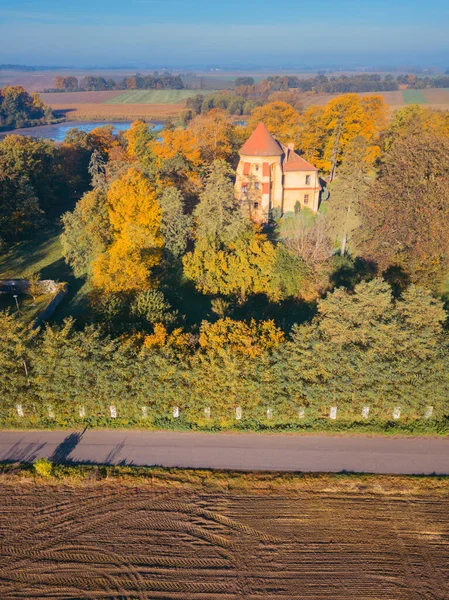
[240,122,283,157]
[282,146,318,172]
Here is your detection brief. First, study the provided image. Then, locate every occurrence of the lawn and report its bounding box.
[402,89,428,104]
[106,89,217,104]
[0,226,89,323]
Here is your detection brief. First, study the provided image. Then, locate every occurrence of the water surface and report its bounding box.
[0,121,163,142]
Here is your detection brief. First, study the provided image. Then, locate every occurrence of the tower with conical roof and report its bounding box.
[235,122,321,221]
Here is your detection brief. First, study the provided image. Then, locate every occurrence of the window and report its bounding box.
[254,182,260,190]
[255,164,259,171]
[304,194,309,205]
[254,202,259,209]
[305,175,311,185]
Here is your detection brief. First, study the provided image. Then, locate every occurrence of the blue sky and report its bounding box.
[1,0,448,68]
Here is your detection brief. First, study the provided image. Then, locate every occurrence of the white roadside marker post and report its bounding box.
[362,406,370,419]
[235,407,242,420]
[16,404,24,417]
[329,406,337,420]
[173,406,179,418]
[393,406,401,420]
[425,406,434,419]
[204,407,211,419]
[298,408,305,419]
[110,405,117,419]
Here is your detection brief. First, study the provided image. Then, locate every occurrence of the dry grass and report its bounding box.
[0,467,448,599]
[48,102,186,120]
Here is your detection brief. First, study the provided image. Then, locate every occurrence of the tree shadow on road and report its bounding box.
[50,428,87,464]
[2,441,47,463]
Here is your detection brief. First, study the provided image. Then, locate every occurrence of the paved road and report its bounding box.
[1,430,449,474]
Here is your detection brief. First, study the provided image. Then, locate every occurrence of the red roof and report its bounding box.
[240,122,283,157]
[282,147,318,172]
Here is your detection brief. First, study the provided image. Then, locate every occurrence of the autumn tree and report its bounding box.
[358,134,449,290]
[91,168,163,294]
[299,94,387,179]
[247,101,301,144]
[188,108,235,163]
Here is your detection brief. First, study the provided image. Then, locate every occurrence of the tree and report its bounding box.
[61,189,112,278]
[247,102,301,144]
[183,233,281,303]
[0,176,42,246]
[159,187,192,260]
[358,134,449,290]
[199,318,284,358]
[0,311,36,412]
[91,168,163,294]
[188,109,235,163]
[0,86,53,129]
[235,77,255,87]
[327,136,376,255]
[192,160,249,244]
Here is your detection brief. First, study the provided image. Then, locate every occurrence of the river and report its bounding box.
[0,121,164,142]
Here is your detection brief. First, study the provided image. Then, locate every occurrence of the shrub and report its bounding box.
[33,458,53,477]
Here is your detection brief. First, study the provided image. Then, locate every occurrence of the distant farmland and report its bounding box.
[106,89,217,104]
[402,89,429,104]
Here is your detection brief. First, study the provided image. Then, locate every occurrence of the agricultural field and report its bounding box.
[402,89,428,104]
[39,89,218,121]
[106,89,218,104]
[0,469,448,599]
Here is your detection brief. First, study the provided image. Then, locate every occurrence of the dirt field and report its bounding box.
[1,472,448,599]
[40,91,123,104]
[47,103,186,120]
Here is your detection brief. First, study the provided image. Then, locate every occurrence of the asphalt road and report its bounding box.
[1,430,449,474]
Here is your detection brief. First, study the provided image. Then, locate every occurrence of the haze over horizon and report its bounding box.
[0,0,449,69]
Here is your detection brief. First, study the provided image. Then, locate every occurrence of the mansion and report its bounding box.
[235,122,321,221]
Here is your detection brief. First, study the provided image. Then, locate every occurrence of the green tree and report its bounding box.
[61,189,112,278]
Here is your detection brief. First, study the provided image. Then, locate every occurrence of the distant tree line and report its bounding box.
[236,73,449,97]
[0,86,54,131]
[181,92,260,122]
[48,74,184,93]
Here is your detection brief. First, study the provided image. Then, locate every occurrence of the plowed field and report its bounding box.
[1,477,448,599]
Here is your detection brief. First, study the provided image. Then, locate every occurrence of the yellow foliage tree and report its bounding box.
[199,318,284,358]
[299,105,326,165]
[183,233,281,303]
[247,101,301,144]
[149,128,202,188]
[91,168,163,293]
[299,94,388,178]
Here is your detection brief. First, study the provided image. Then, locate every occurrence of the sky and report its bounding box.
[0,0,449,69]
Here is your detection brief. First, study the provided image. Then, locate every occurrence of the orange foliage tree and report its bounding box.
[188,108,235,163]
[92,168,163,293]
